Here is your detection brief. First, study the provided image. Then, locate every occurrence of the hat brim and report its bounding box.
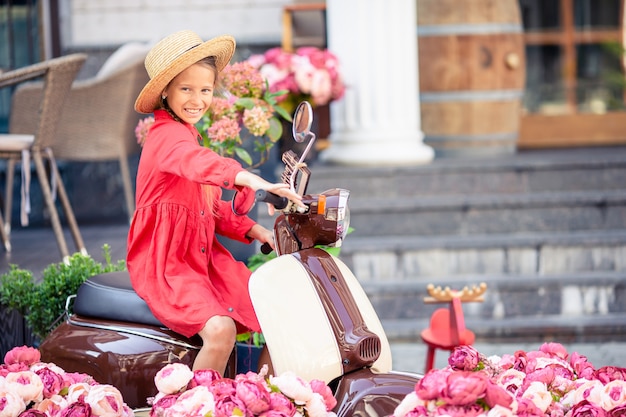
[134,35,235,114]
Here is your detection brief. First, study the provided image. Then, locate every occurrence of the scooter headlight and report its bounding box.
[318,188,350,247]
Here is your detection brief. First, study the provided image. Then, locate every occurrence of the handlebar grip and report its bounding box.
[255,190,288,210]
[260,242,273,254]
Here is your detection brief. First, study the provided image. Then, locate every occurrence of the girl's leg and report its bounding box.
[195,315,237,374]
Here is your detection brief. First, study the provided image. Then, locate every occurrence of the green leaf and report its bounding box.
[273,105,293,122]
[235,147,253,166]
[266,117,283,142]
[236,97,256,109]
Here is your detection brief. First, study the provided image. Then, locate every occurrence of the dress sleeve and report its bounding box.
[153,122,244,189]
[214,198,257,243]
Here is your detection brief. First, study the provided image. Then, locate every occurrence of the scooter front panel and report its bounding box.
[333,256,393,373]
[249,254,343,383]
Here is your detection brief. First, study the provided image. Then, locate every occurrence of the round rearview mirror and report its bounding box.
[292,101,313,143]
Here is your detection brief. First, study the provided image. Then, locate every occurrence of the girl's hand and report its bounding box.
[246,224,275,250]
[235,171,305,212]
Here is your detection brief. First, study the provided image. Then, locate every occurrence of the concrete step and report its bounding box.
[362,271,626,344]
[340,230,626,279]
[304,146,626,198]
[344,189,626,237]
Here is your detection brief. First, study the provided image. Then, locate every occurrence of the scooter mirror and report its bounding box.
[292,101,313,143]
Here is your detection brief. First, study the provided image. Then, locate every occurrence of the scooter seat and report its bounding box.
[73,271,164,327]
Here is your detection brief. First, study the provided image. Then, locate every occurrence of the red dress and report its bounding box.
[127,110,260,338]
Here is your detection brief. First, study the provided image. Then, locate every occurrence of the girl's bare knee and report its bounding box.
[199,316,236,346]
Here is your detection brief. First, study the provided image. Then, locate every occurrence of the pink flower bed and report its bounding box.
[0,346,133,417]
[392,343,626,417]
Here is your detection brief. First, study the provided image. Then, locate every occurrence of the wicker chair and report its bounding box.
[9,42,151,224]
[0,53,87,260]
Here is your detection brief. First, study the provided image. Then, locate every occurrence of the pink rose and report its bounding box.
[208,378,236,399]
[35,367,65,398]
[168,386,215,417]
[448,345,482,371]
[4,346,41,367]
[437,403,484,417]
[515,397,545,417]
[149,394,179,417]
[484,380,514,409]
[18,410,47,417]
[59,400,92,417]
[309,379,337,411]
[187,369,221,389]
[234,378,270,414]
[571,352,596,380]
[539,343,569,360]
[414,368,451,400]
[594,367,626,384]
[265,391,297,416]
[213,393,246,417]
[63,373,96,387]
[154,363,194,395]
[569,400,609,417]
[609,404,626,417]
[441,371,488,406]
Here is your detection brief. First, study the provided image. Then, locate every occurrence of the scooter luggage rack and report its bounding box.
[281,150,310,197]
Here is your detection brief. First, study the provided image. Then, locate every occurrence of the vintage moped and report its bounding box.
[39,101,422,415]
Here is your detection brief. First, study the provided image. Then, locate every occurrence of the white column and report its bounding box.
[320,0,434,166]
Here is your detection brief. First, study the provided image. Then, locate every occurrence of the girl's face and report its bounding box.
[163,62,216,125]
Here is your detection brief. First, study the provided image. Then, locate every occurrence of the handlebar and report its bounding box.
[255,190,288,256]
[255,190,289,210]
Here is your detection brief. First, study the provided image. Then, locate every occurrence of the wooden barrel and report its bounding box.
[417,0,526,157]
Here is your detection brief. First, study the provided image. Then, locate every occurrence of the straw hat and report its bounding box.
[135,30,236,113]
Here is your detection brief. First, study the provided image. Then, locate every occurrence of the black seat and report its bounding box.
[73,271,163,327]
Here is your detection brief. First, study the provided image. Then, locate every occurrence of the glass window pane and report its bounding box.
[576,43,625,112]
[519,0,561,31]
[523,45,569,114]
[574,0,621,29]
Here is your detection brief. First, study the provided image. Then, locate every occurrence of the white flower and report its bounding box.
[521,381,552,413]
[270,371,313,405]
[4,370,44,404]
[598,379,626,410]
[154,363,194,395]
[0,389,26,417]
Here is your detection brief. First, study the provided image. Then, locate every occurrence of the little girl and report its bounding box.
[127,30,301,374]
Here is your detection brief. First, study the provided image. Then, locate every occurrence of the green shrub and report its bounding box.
[0,244,126,339]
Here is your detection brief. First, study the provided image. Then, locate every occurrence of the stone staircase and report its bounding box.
[261,146,626,344]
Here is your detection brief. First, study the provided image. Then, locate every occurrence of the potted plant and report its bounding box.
[0,245,126,345]
[247,46,346,156]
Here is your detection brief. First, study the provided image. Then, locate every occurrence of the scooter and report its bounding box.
[39,101,422,415]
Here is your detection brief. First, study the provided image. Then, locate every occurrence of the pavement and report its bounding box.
[390,340,626,375]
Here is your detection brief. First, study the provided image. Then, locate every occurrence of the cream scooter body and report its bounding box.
[248,101,421,415]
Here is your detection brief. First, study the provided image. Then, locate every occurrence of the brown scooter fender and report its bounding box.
[332,368,421,416]
[40,316,201,409]
[39,271,237,409]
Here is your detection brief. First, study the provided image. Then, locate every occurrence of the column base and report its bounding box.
[319,130,435,166]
